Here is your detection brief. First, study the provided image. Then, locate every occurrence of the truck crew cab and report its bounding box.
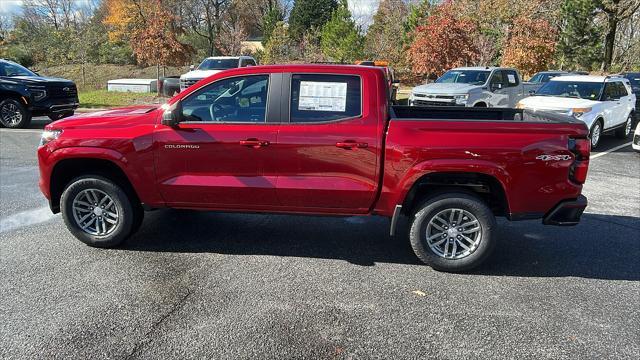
[409,67,541,108]
[0,59,79,128]
[38,65,591,272]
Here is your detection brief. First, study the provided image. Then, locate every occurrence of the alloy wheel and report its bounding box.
[425,208,482,260]
[72,189,119,236]
[0,102,22,127]
[625,117,632,136]
[591,123,601,147]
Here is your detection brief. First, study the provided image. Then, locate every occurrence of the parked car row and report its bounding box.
[409,67,638,148]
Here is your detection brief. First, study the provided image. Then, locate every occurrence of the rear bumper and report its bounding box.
[542,195,588,226]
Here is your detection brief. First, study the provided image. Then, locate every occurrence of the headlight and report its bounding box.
[515,101,526,109]
[454,94,468,104]
[40,129,62,146]
[570,107,592,117]
[28,86,47,102]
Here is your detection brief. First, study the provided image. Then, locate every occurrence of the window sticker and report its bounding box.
[298,81,347,112]
[507,74,516,84]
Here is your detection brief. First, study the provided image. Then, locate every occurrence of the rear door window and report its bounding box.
[290,74,361,123]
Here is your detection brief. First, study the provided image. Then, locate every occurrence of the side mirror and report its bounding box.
[491,83,502,91]
[161,102,181,127]
[189,64,195,71]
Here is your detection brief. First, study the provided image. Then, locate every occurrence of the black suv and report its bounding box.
[0,59,79,128]
[620,72,640,121]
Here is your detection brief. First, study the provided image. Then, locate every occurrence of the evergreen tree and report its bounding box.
[288,0,338,40]
[556,0,603,71]
[320,1,364,63]
[263,21,297,64]
[261,6,284,46]
[365,0,408,65]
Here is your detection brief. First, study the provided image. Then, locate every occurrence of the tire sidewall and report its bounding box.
[60,176,134,248]
[0,98,31,128]
[409,193,496,272]
[590,120,602,148]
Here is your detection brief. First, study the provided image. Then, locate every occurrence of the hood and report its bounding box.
[519,96,600,111]
[9,75,75,86]
[48,105,161,129]
[180,69,223,80]
[412,82,482,95]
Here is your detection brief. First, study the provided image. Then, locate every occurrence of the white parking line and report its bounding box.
[591,142,633,159]
[0,129,42,134]
[0,206,59,234]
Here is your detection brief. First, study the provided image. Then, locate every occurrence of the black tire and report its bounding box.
[409,192,496,272]
[48,111,74,121]
[589,119,603,149]
[60,176,140,248]
[615,115,633,139]
[0,98,31,128]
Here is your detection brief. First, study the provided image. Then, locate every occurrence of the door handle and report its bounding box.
[336,141,368,149]
[240,139,270,148]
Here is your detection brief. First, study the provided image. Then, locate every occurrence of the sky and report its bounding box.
[0,0,24,16]
[0,0,381,27]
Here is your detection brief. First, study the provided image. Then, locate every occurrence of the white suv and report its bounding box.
[180,56,257,91]
[517,75,636,148]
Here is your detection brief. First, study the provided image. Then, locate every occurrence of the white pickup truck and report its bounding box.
[180,56,257,91]
[409,67,541,108]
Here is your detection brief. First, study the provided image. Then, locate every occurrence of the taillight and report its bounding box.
[568,138,590,184]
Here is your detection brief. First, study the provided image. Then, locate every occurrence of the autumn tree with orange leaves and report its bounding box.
[406,1,480,77]
[501,16,557,77]
[104,0,193,69]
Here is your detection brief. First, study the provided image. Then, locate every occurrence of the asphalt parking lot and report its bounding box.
[1,117,639,359]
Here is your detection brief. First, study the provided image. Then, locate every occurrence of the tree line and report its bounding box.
[0,0,638,80]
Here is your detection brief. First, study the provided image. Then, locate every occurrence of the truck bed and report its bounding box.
[391,106,580,123]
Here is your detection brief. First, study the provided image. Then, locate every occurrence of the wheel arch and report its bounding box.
[401,171,510,218]
[49,157,140,213]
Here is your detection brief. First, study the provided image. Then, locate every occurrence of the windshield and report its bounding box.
[435,70,490,85]
[198,58,239,70]
[0,61,37,77]
[536,81,603,100]
[529,73,562,83]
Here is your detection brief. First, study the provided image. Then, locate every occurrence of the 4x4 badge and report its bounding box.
[536,154,572,161]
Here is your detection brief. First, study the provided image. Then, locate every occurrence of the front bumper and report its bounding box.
[542,195,588,226]
[31,98,79,116]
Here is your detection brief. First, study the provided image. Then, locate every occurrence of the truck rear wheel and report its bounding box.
[60,176,140,248]
[409,192,496,272]
[0,98,31,128]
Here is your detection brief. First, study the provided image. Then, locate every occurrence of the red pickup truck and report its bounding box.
[37,65,590,272]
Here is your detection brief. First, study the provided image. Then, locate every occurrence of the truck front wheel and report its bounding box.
[0,98,31,128]
[409,193,496,272]
[60,176,140,248]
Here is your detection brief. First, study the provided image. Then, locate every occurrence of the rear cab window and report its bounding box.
[290,74,362,123]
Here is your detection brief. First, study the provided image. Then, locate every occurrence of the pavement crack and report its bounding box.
[124,289,192,360]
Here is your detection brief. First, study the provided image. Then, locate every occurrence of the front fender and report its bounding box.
[38,145,162,207]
